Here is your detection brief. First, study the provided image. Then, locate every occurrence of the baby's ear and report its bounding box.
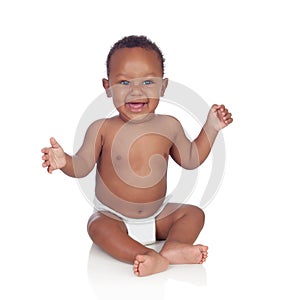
[160,78,168,97]
[102,78,112,97]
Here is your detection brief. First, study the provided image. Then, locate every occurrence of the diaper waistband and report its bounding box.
[93,196,171,224]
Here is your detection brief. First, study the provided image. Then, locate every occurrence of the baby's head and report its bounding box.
[106,35,165,78]
[103,35,168,122]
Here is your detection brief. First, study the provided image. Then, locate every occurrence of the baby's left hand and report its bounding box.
[207,104,233,131]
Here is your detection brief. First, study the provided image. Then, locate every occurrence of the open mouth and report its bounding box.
[125,102,148,113]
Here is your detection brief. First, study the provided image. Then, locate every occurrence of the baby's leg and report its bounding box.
[87,212,169,276]
[156,204,208,264]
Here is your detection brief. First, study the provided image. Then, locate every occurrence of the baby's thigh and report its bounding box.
[155,203,183,239]
[87,211,127,238]
[155,203,204,239]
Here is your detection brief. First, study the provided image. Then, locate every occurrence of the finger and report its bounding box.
[221,108,228,116]
[42,160,50,168]
[47,165,53,174]
[211,104,221,113]
[223,112,232,122]
[224,116,233,125]
[219,104,225,112]
[213,104,229,113]
[214,104,225,113]
[50,137,60,149]
[214,105,226,118]
[223,112,232,119]
[217,108,225,120]
[225,118,233,125]
[42,154,48,161]
[41,147,49,154]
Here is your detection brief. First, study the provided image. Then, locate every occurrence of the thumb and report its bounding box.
[211,104,223,113]
[50,137,61,149]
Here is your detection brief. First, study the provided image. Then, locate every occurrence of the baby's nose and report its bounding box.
[129,81,143,95]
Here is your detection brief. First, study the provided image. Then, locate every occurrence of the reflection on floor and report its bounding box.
[87,241,207,299]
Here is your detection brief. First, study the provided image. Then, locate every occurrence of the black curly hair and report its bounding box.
[106,35,165,77]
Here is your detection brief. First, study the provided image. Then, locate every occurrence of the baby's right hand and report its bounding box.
[41,137,66,174]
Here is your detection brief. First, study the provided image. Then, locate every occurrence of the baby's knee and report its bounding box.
[87,212,102,237]
[87,211,127,241]
[185,204,205,221]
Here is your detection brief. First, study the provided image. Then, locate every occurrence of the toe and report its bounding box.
[135,254,146,263]
[133,263,140,276]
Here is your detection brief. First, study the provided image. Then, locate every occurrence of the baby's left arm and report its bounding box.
[170,104,232,169]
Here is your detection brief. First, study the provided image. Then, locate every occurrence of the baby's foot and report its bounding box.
[160,242,208,264]
[133,250,169,277]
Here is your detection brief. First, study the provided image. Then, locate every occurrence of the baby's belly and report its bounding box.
[95,174,167,218]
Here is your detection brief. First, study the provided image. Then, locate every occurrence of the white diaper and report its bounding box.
[93,197,169,245]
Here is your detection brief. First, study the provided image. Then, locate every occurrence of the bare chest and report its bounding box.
[101,128,171,188]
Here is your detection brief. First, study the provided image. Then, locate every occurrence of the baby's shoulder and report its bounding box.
[85,118,111,137]
[91,116,126,137]
[156,114,182,127]
[87,118,106,130]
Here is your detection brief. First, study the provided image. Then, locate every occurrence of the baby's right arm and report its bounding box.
[41,119,104,177]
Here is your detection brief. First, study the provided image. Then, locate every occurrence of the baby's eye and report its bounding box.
[120,80,130,85]
[143,79,154,85]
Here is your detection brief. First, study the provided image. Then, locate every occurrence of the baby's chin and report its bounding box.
[118,111,156,123]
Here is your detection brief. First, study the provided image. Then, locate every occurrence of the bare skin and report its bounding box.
[133,203,208,276]
[133,244,209,277]
[41,47,232,276]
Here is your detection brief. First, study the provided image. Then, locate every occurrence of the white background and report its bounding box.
[1,0,300,299]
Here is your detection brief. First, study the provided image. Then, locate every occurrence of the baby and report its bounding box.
[41,35,233,276]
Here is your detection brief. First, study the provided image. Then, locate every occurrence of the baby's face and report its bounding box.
[103,47,168,122]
